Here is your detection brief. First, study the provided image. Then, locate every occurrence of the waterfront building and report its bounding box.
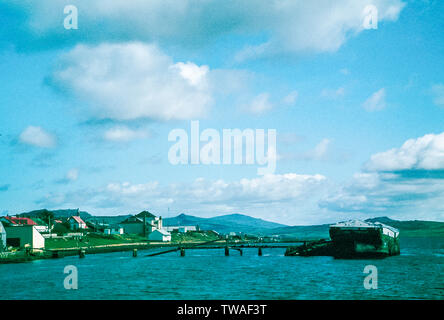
[147,229,171,242]
[68,216,88,231]
[164,226,198,233]
[0,222,6,251]
[103,224,124,235]
[119,216,146,234]
[3,225,45,249]
[120,210,163,236]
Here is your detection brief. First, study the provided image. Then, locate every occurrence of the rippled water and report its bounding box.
[0,237,443,300]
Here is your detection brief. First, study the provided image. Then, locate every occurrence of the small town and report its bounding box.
[0,209,271,263]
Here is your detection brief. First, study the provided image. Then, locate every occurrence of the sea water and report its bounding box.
[0,237,443,300]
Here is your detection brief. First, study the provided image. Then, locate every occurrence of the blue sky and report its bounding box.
[1,0,444,224]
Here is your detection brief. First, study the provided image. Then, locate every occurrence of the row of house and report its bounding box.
[0,210,202,250]
[62,210,173,241]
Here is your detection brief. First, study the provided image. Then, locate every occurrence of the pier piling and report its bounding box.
[258,247,262,256]
[225,246,229,256]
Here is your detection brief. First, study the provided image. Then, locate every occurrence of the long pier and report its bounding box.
[144,239,325,257]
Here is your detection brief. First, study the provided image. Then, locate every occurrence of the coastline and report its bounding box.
[0,239,241,264]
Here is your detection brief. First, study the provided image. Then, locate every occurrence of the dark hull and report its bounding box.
[285,227,400,259]
[329,227,400,258]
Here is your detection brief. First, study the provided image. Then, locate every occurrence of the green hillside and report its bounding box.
[163,213,287,234]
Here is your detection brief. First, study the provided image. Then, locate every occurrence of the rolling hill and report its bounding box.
[163,213,287,234]
[18,209,92,220]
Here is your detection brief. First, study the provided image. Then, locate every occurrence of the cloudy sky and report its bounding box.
[1,0,444,225]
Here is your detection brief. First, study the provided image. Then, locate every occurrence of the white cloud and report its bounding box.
[172,62,209,87]
[321,87,345,99]
[282,91,299,105]
[246,93,273,115]
[308,139,332,160]
[362,88,386,111]
[320,133,444,221]
[19,126,56,148]
[50,42,212,121]
[431,84,444,108]
[106,181,159,196]
[365,132,444,171]
[176,173,327,204]
[66,169,79,182]
[103,126,150,142]
[319,170,444,220]
[8,1,405,57]
[37,173,328,223]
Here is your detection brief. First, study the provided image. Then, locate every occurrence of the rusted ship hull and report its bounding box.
[285,220,400,259]
[329,226,400,258]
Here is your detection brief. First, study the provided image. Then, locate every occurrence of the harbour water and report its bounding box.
[0,237,443,300]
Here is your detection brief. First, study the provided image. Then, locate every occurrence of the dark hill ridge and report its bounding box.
[17,209,92,220]
[163,213,287,234]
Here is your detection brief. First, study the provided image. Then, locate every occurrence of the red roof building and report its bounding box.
[68,216,88,230]
[3,216,37,226]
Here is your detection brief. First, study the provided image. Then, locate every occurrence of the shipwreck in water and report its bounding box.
[285,220,400,259]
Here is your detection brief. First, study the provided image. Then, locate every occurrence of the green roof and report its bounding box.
[136,211,156,218]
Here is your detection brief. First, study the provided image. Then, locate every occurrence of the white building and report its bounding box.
[120,211,163,235]
[34,225,49,233]
[164,226,197,233]
[4,225,45,249]
[104,225,124,235]
[148,229,171,242]
[0,222,6,251]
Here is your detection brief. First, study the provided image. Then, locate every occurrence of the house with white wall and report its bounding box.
[3,225,45,249]
[104,225,124,235]
[164,226,198,233]
[148,229,171,242]
[0,222,6,251]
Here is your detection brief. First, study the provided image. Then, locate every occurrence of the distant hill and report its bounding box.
[163,213,287,234]
[265,216,444,239]
[18,209,92,220]
[365,216,444,237]
[263,224,331,240]
[84,215,132,225]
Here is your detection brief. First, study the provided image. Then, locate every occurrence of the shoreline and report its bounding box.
[0,240,247,264]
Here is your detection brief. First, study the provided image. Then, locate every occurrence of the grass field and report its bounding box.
[45,231,221,250]
[45,233,147,249]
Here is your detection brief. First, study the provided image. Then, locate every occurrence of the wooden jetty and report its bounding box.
[144,239,325,257]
